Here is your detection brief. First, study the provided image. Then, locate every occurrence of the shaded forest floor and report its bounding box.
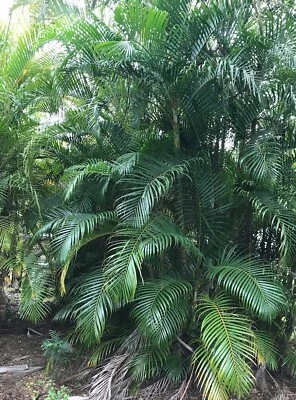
[0,321,87,399]
[0,287,87,399]
[0,326,45,400]
[1,290,296,399]
[1,326,296,400]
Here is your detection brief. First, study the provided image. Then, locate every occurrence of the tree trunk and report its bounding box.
[172,106,180,151]
[0,275,8,321]
[256,364,270,395]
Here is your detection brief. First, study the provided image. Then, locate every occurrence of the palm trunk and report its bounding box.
[172,106,180,151]
[0,274,8,321]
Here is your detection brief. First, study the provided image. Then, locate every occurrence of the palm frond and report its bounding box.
[129,345,170,381]
[55,269,112,345]
[64,160,112,200]
[4,27,38,85]
[0,176,9,210]
[104,216,200,305]
[95,40,140,64]
[89,336,128,367]
[132,278,192,345]
[89,354,131,400]
[35,210,117,263]
[0,216,13,248]
[193,294,255,398]
[253,330,278,371]
[192,342,228,400]
[208,248,287,320]
[114,0,168,46]
[155,0,191,27]
[283,349,296,377]
[249,192,296,261]
[19,254,54,323]
[163,354,189,383]
[174,167,230,244]
[240,138,282,182]
[112,152,140,175]
[59,227,115,295]
[116,155,197,227]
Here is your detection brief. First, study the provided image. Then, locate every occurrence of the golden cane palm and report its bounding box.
[28,1,296,399]
[2,0,296,399]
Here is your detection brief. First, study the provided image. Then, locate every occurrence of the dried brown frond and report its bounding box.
[89,354,131,400]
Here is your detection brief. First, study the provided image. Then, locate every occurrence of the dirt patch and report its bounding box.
[0,322,87,399]
[0,327,45,399]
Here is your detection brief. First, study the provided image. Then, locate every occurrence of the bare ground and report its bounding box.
[0,322,87,399]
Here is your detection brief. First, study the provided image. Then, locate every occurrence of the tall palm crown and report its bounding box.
[2,0,296,399]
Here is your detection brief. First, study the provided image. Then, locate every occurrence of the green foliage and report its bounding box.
[283,349,296,377]
[253,330,278,371]
[132,278,191,345]
[25,377,68,400]
[55,270,112,346]
[19,255,54,322]
[1,0,296,399]
[44,385,69,400]
[41,331,74,375]
[116,155,194,227]
[208,249,287,320]
[193,294,255,399]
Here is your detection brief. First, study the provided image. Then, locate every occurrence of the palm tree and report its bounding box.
[0,17,68,321]
[5,0,296,398]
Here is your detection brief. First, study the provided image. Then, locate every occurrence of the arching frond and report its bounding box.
[193,294,255,398]
[116,155,197,227]
[174,167,230,245]
[3,28,38,85]
[132,278,192,345]
[0,176,9,210]
[208,248,287,320]
[164,354,188,383]
[114,0,168,46]
[55,269,112,345]
[129,345,170,381]
[253,330,278,371]
[283,349,296,377]
[112,152,140,175]
[104,216,201,305]
[0,216,13,248]
[192,342,228,400]
[240,138,282,182]
[19,254,54,323]
[250,192,296,261]
[64,160,113,200]
[35,210,117,263]
[89,336,128,367]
